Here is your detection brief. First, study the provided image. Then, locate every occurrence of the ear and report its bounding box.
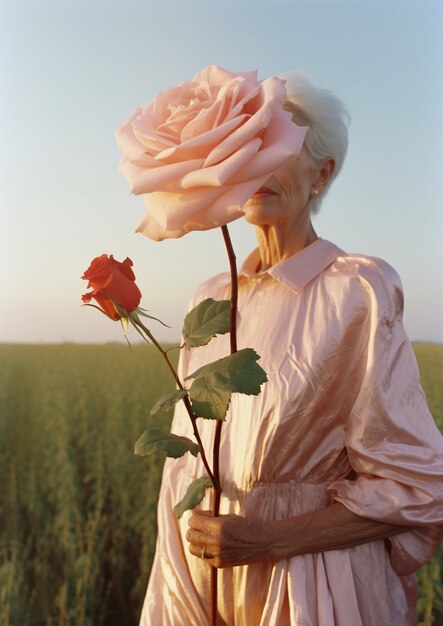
[314,158,335,191]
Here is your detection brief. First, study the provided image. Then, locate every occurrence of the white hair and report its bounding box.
[278,71,350,213]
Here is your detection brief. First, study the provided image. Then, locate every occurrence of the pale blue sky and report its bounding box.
[1,0,442,343]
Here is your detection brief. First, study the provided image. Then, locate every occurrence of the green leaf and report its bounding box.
[114,303,130,318]
[134,427,199,458]
[187,348,267,420]
[133,308,171,328]
[81,303,117,321]
[149,389,188,417]
[188,377,232,421]
[173,476,212,520]
[182,298,231,348]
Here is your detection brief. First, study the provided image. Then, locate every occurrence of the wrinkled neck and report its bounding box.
[255,218,318,271]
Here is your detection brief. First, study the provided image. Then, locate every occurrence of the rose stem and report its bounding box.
[210,225,238,626]
[129,318,215,485]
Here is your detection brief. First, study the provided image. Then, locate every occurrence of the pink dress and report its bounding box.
[140,238,443,626]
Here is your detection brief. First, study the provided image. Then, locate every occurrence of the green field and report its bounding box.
[1,342,442,626]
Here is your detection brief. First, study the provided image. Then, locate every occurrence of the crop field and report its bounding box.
[0,342,442,626]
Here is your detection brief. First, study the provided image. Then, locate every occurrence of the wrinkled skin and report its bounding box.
[186,510,273,568]
[186,504,408,569]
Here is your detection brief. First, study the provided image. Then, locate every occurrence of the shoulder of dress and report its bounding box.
[185,271,231,313]
[335,252,402,285]
[332,252,404,319]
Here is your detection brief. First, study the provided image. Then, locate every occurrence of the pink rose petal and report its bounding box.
[203,85,279,168]
[155,115,248,162]
[119,157,206,194]
[145,187,227,230]
[136,175,270,241]
[116,65,308,240]
[228,118,308,184]
[181,138,262,188]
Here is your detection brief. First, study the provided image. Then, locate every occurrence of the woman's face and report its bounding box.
[242,145,319,228]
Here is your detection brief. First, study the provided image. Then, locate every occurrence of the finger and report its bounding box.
[188,513,218,531]
[185,528,203,545]
[188,542,203,558]
[189,509,212,525]
[188,542,214,561]
[185,527,216,551]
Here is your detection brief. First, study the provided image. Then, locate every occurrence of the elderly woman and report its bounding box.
[139,73,443,626]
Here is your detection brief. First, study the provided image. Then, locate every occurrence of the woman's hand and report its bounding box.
[186,510,273,568]
[186,503,408,569]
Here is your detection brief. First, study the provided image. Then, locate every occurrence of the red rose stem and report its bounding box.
[210,226,238,626]
[129,318,216,487]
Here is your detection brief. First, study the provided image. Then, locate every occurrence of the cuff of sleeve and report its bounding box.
[327,475,441,525]
[327,476,443,574]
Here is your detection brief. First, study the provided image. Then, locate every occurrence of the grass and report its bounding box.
[413,343,443,626]
[0,342,442,625]
[0,343,173,626]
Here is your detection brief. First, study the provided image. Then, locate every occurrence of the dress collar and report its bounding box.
[239,238,344,293]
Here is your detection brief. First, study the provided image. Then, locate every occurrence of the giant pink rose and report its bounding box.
[115,65,308,241]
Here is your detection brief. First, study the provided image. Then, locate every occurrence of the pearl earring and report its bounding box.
[311,188,320,197]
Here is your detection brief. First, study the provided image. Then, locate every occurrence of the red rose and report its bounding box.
[81,255,142,320]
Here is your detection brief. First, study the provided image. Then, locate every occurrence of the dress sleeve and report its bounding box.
[326,258,443,575]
